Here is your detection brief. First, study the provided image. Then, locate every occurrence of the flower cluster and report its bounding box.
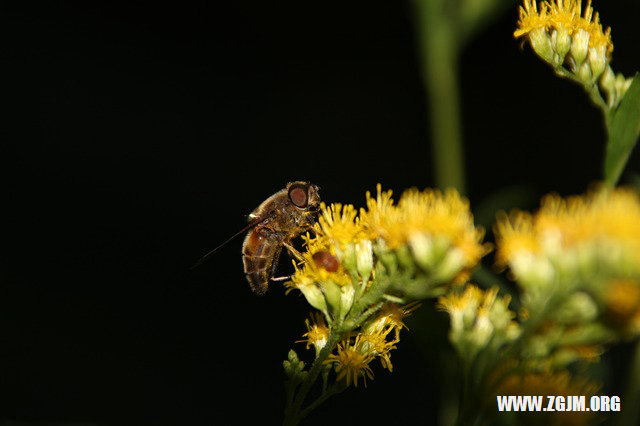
[438,285,520,364]
[514,0,631,108]
[286,185,488,324]
[284,185,487,389]
[494,187,640,337]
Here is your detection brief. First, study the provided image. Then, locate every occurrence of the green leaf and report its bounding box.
[604,73,640,186]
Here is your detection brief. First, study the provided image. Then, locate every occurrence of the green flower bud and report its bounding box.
[510,253,555,289]
[433,247,465,283]
[336,243,357,276]
[339,284,356,318]
[355,240,373,285]
[529,27,554,65]
[588,46,607,80]
[615,73,629,100]
[284,350,305,378]
[471,313,494,349]
[553,28,571,66]
[554,292,598,324]
[577,62,592,84]
[298,283,329,317]
[570,29,590,66]
[622,77,633,96]
[408,233,434,270]
[321,280,343,319]
[600,66,616,104]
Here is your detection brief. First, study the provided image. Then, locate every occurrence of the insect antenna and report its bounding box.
[190,219,263,269]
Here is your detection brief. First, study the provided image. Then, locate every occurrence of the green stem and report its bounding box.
[413,0,466,193]
[283,324,342,426]
[344,279,391,329]
[455,358,484,426]
[554,67,609,114]
[299,382,348,420]
[352,302,384,326]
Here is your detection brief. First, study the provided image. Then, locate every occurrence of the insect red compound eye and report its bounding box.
[312,251,339,272]
[288,186,308,208]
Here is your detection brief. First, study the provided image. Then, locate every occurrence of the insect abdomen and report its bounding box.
[242,228,281,295]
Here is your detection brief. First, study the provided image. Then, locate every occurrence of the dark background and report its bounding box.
[3,1,639,425]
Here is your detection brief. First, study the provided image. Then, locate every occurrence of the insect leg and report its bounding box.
[269,245,290,282]
[282,241,304,261]
[270,275,291,282]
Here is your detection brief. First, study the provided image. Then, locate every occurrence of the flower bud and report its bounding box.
[553,28,571,65]
[336,243,357,276]
[554,292,598,324]
[529,27,554,65]
[615,74,630,100]
[321,280,343,319]
[622,77,633,95]
[339,284,356,317]
[283,349,305,378]
[600,66,616,102]
[298,282,328,316]
[355,240,373,284]
[510,252,555,288]
[433,247,465,283]
[409,232,435,270]
[570,29,590,66]
[577,62,592,84]
[471,312,494,349]
[588,46,607,80]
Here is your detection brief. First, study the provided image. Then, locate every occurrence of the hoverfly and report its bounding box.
[193,181,320,294]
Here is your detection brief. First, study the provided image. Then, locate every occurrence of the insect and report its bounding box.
[193,181,321,294]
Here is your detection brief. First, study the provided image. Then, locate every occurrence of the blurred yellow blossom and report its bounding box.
[495,187,640,269]
[324,335,375,387]
[298,312,330,356]
[514,0,631,108]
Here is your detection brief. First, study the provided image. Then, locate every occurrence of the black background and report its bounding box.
[3,1,640,425]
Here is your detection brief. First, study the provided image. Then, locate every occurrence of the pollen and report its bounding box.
[298,311,330,352]
[325,336,375,387]
[314,202,369,249]
[514,0,550,39]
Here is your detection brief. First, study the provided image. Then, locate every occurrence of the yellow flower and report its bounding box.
[438,285,484,317]
[314,202,369,249]
[359,326,397,371]
[536,188,640,251]
[439,285,519,358]
[360,184,395,235]
[604,278,640,334]
[325,336,375,387]
[514,0,550,38]
[515,0,613,56]
[364,301,421,340]
[288,242,353,289]
[494,211,539,270]
[361,185,489,283]
[298,312,330,354]
[495,187,640,267]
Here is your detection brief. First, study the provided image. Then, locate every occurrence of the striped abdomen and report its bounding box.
[242,228,282,295]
